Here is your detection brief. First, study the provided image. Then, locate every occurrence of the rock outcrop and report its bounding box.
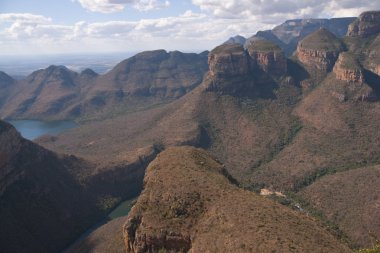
[208,44,250,78]
[247,39,287,76]
[123,146,351,253]
[297,28,344,78]
[206,44,253,94]
[331,52,375,101]
[333,52,364,83]
[347,11,380,37]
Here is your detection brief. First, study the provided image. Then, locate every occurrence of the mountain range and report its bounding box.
[1,10,380,253]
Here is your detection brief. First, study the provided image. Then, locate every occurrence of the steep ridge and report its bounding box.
[0,119,154,252]
[123,146,350,253]
[0,50,208,120]
[0,120,100,253]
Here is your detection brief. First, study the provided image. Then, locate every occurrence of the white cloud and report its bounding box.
[0,11,265,54]
[0,13,52,24]
[191,0,380,23]
[1,0,379,56]
[76,0,170,13]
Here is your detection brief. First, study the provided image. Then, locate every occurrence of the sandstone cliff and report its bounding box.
[123,146,351,253]
[331,52,375,101]
[347,11,380,37]
[333,52,364,83]
[246,40,287,76]
[206,44,253,95]
[297,28,344,80]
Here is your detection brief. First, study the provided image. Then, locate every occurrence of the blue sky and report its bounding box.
[0,0,378,55]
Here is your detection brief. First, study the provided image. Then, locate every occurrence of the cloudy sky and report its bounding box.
[0,0,378,55]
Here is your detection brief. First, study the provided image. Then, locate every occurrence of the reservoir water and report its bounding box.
[6,119,77,140]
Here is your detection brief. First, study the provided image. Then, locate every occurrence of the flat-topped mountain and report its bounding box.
[123,146,350,253]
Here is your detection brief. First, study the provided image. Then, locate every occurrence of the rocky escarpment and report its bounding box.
[247,40,287,76]
[347,11,380,37]
[123,146,351,253]
[206,44,253,94]
[297,28,344,79]
[333,52,364,83]
[331,52,375,102]
[206,42,289,95]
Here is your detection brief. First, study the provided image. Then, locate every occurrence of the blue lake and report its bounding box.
[7,120,77,140]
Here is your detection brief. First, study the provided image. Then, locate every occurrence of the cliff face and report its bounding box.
[206,41,289,95]
[246,40,287,76]
[330,52,375,101]
[347,11,380,37]
[123,147,351,253]
[206,44,253,95]
[333,52,364,83]
[297,28,344,79]
[208,44,250,78]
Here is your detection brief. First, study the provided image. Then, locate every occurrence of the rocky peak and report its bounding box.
[333,52,364,83]
[297,28,344,77]
[246,39,287,76]
[347,11,380,37]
